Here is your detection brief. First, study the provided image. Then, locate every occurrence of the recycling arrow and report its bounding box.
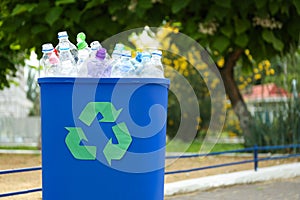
[103,122,132,165]
[65,127,97,160]
[64,102,132,165]
[79,102,122,126]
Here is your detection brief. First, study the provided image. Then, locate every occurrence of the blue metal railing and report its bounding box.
[1,144,300,198]
[165,144,300,174]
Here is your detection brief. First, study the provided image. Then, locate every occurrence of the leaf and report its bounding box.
[172,0,190,13]
[293,0,300,15]
[269,2,279,15]
[45,7,63,26]
[11,3,37,16]
[254,0,266,9]
[234,34,248,47]
[138,0,153,9]
[65,8,82,24]
[262,30,273,43]
[272,38,284,51]
[235,19,250,35]
[31,24,48,34]
[84,0,106,11]
[215,0,231,8]
[212,35,230,53]
[262,30,284,51]
[221,25,233,38]
[55,0,76,6]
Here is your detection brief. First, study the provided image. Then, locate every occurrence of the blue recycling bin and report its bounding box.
[38,77,169,200]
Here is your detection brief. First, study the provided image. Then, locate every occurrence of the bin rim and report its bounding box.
[38,77,170,85]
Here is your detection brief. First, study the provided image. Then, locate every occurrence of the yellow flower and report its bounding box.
[264,60,271,69]
[168,119,174,126]
[163,58,172,65]
[253,68,259,73]
[248,55,253,61]
[245,49,250,56]
[170,43,179,55]
[180,61,188,70]
[203,71,209,77]
[239,76,244,82]
[258,63,263,71]
[217,57,225,68]
[269,68,275,75]
[238,84,246,90]
[254,73,261,80]
[213,51,219,56]
[247,77,252,83]
[184,71,189,76]
[196,63,207,70]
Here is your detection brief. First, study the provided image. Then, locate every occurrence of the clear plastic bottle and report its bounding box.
[150,50,164,77]
[111,50,135,78]
[76,32,91,69]
[109,49,122,70]
[131,52,143,77]
[40,43,59,77]
[58,42,77,76]
[90,41,102,58]
[114,43,125,51]
[55,31,78,63]
[139,51,164,78]
[87,48,111,78]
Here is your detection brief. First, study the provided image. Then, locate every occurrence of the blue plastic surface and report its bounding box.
[38,77,169,200]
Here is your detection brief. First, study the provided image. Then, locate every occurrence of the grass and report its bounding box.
[166,139,244,153]
[0,146,39,150]
[0,140,244,153]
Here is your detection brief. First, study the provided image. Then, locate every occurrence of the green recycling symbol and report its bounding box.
[65,102,132,165]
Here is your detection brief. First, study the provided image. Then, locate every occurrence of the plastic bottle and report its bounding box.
[131,52,143,77]
[55,31,78,63]
[110,50,135,78]
[90,41,102,58]
[40,43,59,77]
[86,48,111,78]
[58,42,77,76]
[114,43,125,51]
[150,50,164,77]
[109,49,122,70]
[139,51,164,78]
[76,32,91,73]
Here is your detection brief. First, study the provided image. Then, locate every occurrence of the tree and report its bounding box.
[1,0,299,144]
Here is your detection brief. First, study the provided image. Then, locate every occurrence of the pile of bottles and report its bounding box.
[40,31,164,78]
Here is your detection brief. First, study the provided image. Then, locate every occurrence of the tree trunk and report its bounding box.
[219,49,254,146]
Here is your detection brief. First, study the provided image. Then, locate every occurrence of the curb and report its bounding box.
[164,162,300,196]
[0,149,41,154]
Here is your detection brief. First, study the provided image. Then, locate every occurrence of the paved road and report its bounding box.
[165,176,300,200]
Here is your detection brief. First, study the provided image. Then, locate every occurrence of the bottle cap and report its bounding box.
[151,50,162,56]
[90,41,102,50]
[58,31,68,39]
[96,48,106,60]
[114,43,125,51]
[142,52,151,58]
[135,52,142,62]
[42,43,54,53]
[77,32,86,43]
[77,41,88,50]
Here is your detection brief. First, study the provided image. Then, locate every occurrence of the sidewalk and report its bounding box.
[165,162,300,197]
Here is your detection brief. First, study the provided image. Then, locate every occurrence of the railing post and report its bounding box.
[253,145,258,171]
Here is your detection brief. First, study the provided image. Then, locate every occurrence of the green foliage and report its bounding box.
[249,99,300,150]
[166,138,244,153]
[0,0,299,90]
